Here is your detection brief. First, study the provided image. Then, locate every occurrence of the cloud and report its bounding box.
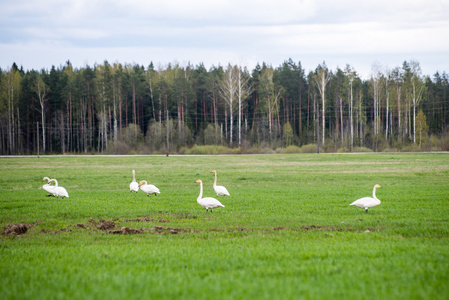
[1,0,449,78]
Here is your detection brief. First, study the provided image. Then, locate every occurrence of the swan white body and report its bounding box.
[195,179,225,212]
[211,170,230,196]
[48,178,69,198]
[42,176,56,196]
[350,184,381,213]
[130,170,139,193]
[138,180,160,196]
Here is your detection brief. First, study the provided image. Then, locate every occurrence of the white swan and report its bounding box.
[138,180,160,196]
[350,184,382,213]
[211,170,230,196]
[48,178,69,198]
[42,176,56,196]
[130,170,139,193]
[195,179,225,212]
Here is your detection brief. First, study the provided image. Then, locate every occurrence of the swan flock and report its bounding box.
[41,170,383,214]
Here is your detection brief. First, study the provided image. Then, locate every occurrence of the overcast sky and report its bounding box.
[1,0,448,79]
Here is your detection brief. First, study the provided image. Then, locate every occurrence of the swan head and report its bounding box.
[42,176,50,182]
[211,170,216,174]
[195,179,202,184]
[138,180,147,186]
[375,184,381,189]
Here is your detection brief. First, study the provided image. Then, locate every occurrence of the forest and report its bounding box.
[0,58,448,155]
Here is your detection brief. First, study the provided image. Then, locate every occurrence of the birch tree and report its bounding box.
[345,65,357,149]
[415,109,428,148]
[408,60,426,144]
[220,64,238,147]
[259,67,274,143]
[1,66,22,154]
[63,61,75,152]
[371,63,383,137]
[35,74,49,153]
[112,63,124,141]
[391,67,403,138]
[259,66,284,144]
[95,62,112,153]
[237,66,252,146]
[385,71,390,140]
[313,63,331,145]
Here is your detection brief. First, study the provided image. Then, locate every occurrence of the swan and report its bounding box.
[350,184,382,213]
[42,176,56,196]
[48,178,69,198]
[195,179,225,212]
[130,170,139,193]
[211,170,230,196]
[138,180,160,196]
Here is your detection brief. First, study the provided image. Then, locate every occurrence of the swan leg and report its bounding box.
[365,208,368,213]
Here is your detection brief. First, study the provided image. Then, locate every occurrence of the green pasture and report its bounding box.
[1,153,448,299]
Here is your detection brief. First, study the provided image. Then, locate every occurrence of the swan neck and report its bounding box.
[373,186,379,201]
[198,181,203,200]
[132,170,136,181]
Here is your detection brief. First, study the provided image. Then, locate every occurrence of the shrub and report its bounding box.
[260,148,276,154]
[105,140,131,155]
[300,144,319,153]
[353,146,373,153]
[283,145,301,154]
[337,147,349,153]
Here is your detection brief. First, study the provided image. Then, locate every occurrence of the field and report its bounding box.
[1,153,448,299]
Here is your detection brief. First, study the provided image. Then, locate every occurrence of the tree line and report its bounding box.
[0,58,448,155]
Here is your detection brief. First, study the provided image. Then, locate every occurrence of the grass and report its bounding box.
[0,153,448,299]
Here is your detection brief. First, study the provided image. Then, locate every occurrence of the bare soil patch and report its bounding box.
[2,217,380,237]
[2,223,32,236]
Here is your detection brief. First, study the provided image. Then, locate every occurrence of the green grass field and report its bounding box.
[1,153,448,299]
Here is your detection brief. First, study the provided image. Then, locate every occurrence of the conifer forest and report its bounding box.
[1,59,448,155]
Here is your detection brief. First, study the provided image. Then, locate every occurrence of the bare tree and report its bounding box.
[345,65,357,149]
[237,66,252,146]
[371,63,384,137]
[220,64,238,147]
[314,63,331,146]
[2,67,22,154]
[391,67,403,139]
[35,74,49,153]
[259,66,283,144]
[385,68,392,140]
[408,60,426,144]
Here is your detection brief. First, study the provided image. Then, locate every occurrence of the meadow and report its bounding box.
[0,153,448,299]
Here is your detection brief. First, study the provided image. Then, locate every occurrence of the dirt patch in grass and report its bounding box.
[171,212,197,219]
[6,217,380,237]
[108,226,186,235]
[123,217,169,223]
[109,227,143,235]
[97,220,116,230]
[149,226,185,234]
[2,223,32,236]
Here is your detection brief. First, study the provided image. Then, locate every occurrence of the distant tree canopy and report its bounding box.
[0,59,448,154]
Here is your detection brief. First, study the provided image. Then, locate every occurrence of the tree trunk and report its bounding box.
[350,80,354,149]
[132,79,136,125]
[340,96,344,146]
